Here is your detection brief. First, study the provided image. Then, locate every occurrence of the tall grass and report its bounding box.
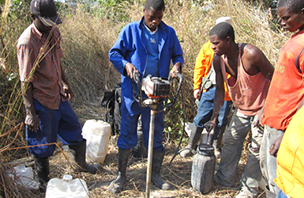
[59,0,289,123]
[0,0,30,155]
[59,10,120,103]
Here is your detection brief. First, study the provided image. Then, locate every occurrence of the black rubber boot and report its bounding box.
[131,127,147,158]
[68,139,101,173]
[151,149,170,190]
[180,125,203,158]
[109,148,131,193]
[34,156,49,193]
[212,125,226,159]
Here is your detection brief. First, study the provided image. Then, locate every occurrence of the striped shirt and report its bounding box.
[17,23,65,110]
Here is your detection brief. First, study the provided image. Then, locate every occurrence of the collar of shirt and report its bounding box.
[144,23,158,34]
[31,23,43,40]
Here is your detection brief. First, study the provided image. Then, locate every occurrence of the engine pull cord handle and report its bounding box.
[131,70,147,108]
[132,70,140,102]
[164,72,183,107]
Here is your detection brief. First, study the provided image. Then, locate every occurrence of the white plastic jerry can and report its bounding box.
[82,119,111,164]
[45,175,88,198]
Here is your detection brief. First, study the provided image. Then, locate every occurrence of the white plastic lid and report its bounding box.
[98,120,104,124]
[62,175,73,182]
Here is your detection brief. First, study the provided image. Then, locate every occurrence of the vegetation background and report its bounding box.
[0,0,289,197]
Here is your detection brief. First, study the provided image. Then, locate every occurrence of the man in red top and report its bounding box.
[17,0,100,192]
[260,0,304,196]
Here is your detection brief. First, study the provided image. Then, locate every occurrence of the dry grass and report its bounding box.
[59,10,121,104]
[57,0,290,118]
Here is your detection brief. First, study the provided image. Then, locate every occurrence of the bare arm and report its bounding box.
[242,44,274,80]
[244,46,277,156]
[61,64,73,101]
[242,44,274,126]
[269,97,304,156]
[21,81,39,132]
[204,55,225,131]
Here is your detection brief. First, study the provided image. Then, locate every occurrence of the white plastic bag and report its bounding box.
[7,164,39,190]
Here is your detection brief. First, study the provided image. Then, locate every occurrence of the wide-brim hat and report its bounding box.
[30,0,62,26]
[216,17,232,25]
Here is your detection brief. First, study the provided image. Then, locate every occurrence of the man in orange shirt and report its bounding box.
[180,17,232,159]
[260,0,304,196]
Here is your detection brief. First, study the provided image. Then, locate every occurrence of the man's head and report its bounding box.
[277,0,304,32]
[209,22,235,55]
[144,0,165,11]
[143,0,165,32]
[30,0,62,33]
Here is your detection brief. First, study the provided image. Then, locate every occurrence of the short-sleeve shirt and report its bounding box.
[261,29,304,131]
[17,24,65,110]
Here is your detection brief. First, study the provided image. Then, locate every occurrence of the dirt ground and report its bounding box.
[7,102,267,198]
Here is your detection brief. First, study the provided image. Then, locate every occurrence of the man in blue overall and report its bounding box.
[108,0,184,193]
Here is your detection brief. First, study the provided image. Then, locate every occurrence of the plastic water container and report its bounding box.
[7,164,39,190]
[191,144,216,194]
[45,175,88,198]
[82,119,111,164]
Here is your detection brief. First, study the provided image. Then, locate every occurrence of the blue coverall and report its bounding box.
[109,16,184,151]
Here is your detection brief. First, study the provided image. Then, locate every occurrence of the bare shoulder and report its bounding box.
[213,54,221,63]
[242,44,264,61]
[213,54,222,71]
[241,43,273,79]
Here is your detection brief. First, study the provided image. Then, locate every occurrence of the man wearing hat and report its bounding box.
[180,17,233,159]
[16,0,100,192]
